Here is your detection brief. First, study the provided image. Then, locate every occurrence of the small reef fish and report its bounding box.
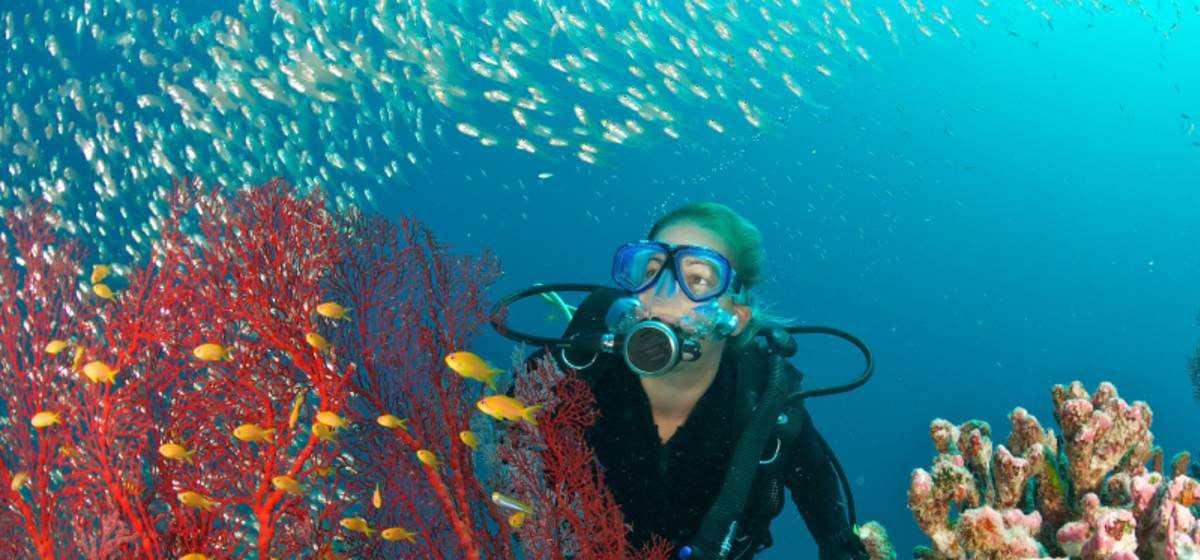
[90,265,111,284]
[158,442,196,463]
[10,471,30,492]
[72,346,85,371]
[305,332,329,351]
[492,491,533,514]
[179,554,212,560]
[445,351,504,390]
[339,516,376,536]
[178,491,218,511]
[316,302,351,321]
[193,343,229,362]
[508,512,526,528]
[312,422,338,442]
[380,527,418,542]
[31,411,62,428]
[315,410,347,430]
[271,475,303,495]
[93,284,115,300]
[416,449,440,468]
[372,484,382,508]
[82,360,118,384]
[44,340,67,354]
[477,395,542,426]
[233,423,275,443]
[288,390,306,429]
[459,430,479,450]
[376,413,408,431]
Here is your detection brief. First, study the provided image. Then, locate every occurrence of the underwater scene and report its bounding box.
[1,0,1198,558]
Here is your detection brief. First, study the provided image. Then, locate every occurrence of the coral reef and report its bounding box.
[497,351,673,560]
[0,178,643,558]
[907,380,1200,559]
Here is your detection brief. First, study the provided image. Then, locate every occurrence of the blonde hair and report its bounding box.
[647,202,793,349]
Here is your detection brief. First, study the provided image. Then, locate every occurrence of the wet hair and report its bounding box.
[647,202,793,349]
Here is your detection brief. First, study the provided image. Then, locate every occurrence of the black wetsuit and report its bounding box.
[556,348,862,559]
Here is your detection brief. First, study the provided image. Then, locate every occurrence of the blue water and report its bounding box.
[398,4,1200,558]
[5,0,1199,556]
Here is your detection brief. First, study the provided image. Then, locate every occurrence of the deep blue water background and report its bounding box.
[385,4,1200,558]
[13,0,1194,556]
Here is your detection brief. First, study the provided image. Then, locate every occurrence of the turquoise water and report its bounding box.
[2,0,1198,557]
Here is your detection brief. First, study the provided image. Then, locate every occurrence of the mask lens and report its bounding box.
[674,248,733,301]
[678,254,725,300]
[613,243,668,293]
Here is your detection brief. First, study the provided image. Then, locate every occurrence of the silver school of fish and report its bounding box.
[0,0,1180,261]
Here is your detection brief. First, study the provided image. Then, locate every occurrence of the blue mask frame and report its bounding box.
[612,240,742,303]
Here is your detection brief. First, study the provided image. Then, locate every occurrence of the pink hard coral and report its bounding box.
[905,380,1200,560]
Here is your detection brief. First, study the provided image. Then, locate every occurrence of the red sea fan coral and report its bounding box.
[154,178,354,559]
[1,178,679,559]
[0,203,98,559]
[326,207,513,560]
[498,352,673,560]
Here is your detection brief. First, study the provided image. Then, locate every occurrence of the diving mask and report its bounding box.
[612,240,743,303]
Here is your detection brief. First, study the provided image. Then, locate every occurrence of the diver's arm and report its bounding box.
[783,406,868,560]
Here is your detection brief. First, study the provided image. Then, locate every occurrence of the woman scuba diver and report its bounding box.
[492,202,873,560]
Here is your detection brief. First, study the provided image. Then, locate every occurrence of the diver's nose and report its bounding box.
[651,268,678,298]
[642,269,689,320]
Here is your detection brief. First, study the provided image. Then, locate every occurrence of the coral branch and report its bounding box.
[905,380,1200,560]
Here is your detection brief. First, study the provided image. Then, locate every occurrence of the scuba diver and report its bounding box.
[492,202,873,560]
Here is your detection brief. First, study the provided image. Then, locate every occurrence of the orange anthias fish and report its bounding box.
[445,351,503,390]
[30,411,62,428]
[81,360,118,384]
[233,423,275,443]
[476,395,541,426]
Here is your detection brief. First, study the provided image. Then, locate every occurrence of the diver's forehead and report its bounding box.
[651,224,732,260]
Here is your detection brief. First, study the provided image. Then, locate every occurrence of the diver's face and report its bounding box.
[638,223,736,322]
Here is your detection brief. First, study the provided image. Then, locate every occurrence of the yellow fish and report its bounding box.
[233,423,275,443]
[271,475,303,495]
[508,512,526,528]
[372,484,382,509]
[316,302,352,321]
[90,264,111,284]
[44,340,67,354]
[315,410,347,430]
[380,527,418,543]
[305,332,329,351]
[311,422,338,442]
[82,360,118,384]
[159,442,196,463]
[459,430,479,450]
[93,284,115,301]
[339,516,376,536]
[10,471,30,492]
[288,391,306,430]
[31,411,61,428]
[416,449,440,468]
[179,554,211,560]
[71,346,85,371]
[445,351,504,390]
[193,343,229,362]
[178,491,218,511]
[376,414,408,431]
[314,465,334,477]
[476,395,542,426]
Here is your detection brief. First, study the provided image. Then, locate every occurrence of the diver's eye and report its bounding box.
[642,260,663,282]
